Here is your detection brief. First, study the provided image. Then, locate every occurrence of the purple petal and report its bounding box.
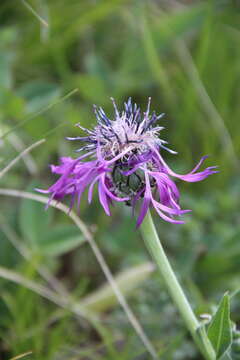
[136,194,151,228]
[132,188,145,217]
[152,148,218,183]
[121,164,141,176]
[98,181,111,216]
[136,171,151,227]
[88,176,100,203]
[153,203,185,224]
[100,175,129,202]
[152,199,190,216]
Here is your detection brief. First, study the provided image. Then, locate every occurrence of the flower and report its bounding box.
[38,98,218,227]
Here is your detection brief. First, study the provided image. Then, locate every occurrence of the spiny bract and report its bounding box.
[38,98,217,227]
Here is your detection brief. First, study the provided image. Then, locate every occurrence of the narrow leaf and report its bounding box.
[9,351,32,360]
[207,293,232,359]
[19,184,53,248]
[39,225,85,257]
[80,262,154,312]
[220,351,232,360]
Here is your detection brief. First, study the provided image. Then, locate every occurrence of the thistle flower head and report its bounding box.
[38,98,218,227]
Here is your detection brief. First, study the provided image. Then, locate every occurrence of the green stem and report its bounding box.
[140,211,215,360]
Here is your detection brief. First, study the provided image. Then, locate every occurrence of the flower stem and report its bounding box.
[140,211,215,360]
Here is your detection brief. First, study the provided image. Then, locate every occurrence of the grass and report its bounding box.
[0,0,240,359]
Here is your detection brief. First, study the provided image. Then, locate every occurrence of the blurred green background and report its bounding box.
[0,0,240,359]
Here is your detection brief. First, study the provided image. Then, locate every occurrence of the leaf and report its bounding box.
[207,293,232,359]
[17,81,61,112]
[79,262,154,313]
[220,351,232,360]
[150,3,206,50]
[38,225,85,257]
[196,323,216,359]
[0,28,17,89]
[0,89,25,119]
[19,184,53,248]
[0,53,14,89]
[9,351,32,360]
[75,74,109,103]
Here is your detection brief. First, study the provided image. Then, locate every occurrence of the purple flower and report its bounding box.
[38,98,218,227]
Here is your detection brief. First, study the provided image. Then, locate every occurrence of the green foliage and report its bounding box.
[39,224,84,257]
[207,293,232,359]
[19,193,53,249]
[19,186,84,256]
[17,81,61,113]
